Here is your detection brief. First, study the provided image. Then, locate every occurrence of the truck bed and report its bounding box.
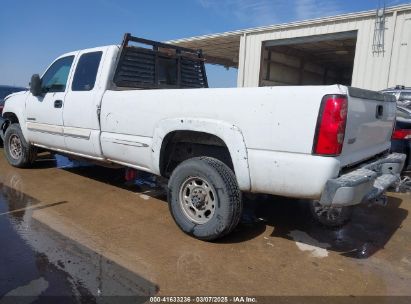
[99,84,396,198]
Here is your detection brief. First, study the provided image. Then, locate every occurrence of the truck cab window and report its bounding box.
[158,57,177,86]
[72,51,102,91]
[41,56,74,93]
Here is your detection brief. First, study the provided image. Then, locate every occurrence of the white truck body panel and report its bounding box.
[99,85,342,193]
[247,149,341,197]
[25,50,79,150]
[101,85,328,153]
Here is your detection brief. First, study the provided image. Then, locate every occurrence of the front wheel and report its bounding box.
[309,200,353,228]
[168,157,242,241]
[4,124,36,168]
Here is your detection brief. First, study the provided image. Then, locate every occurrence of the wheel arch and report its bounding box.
[159,130,234,175]
[152,118,251,191]
[2,111,29,141]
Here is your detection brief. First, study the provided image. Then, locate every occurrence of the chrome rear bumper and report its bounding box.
[320,153,406,207]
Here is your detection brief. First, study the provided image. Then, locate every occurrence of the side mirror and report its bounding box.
[30,74,42,96]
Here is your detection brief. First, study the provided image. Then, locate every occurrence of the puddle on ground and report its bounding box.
[0,182,158,302]
[47,154,167,200]
[54,154,95,169]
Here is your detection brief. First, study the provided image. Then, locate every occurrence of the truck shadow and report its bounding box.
[223,194,408,259]
[45,154,408,258]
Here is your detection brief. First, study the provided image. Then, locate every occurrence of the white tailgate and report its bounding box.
[339,87,396,167]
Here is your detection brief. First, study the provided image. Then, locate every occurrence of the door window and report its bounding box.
[72,51,103,91]
[41,56,74,93]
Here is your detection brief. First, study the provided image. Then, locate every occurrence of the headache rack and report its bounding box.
[113,33,208,89]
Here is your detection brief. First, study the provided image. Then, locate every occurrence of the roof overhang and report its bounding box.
[168,34,241,68]
[167,3,411,68]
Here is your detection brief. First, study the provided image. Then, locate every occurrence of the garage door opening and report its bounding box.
[259,31,358,87]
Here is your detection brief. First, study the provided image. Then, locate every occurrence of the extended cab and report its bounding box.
[0,34,405,240]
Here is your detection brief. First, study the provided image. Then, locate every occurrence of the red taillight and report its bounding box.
[0,105,3,115]
[313,95,348,156]
[392,129,411,140]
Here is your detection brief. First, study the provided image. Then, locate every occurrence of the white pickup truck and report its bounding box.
[0,34,405,240]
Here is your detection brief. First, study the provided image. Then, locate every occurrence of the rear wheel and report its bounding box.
[309,200,353,228]
[168,157,242,241]
[4,124,36,168]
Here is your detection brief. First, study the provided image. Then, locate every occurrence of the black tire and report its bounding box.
[309,200,353,228]
[4,124,36,168]
[168,157,242,241]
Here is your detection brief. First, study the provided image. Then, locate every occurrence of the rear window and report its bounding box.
[72,51,102,91]
[158,57,178,86]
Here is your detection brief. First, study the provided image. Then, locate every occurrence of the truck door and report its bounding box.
[26,54,76,149]
[62,49,105,158]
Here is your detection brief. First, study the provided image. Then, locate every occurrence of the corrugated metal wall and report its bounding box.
[237,8,411,90]
[388,11,411,88]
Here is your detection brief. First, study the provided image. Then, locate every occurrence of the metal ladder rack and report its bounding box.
[113,33,208,89]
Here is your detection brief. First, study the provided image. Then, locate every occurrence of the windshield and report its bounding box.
[399,92,411,101]
[396,107,411,120]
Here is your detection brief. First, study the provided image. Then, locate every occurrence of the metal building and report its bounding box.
[168,4,411,91]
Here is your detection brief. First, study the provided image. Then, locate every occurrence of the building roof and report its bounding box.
[167,3,411,68]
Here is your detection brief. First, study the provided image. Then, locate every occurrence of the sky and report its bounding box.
[0,0,409,87]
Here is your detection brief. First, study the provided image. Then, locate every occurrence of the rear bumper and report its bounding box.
[319,153,406,207]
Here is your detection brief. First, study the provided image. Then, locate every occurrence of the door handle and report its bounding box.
[54,100,63,108]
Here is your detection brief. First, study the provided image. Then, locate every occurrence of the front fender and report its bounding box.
[151,118,251,191]
[2,92,29,141]
[2,111,29,142]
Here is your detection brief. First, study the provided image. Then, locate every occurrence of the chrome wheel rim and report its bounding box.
[179,176,217,224]
[9,134,22,160]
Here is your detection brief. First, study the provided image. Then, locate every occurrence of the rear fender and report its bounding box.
[151,118,251,191]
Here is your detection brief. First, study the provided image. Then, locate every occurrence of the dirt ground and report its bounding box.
[0,150,410,302]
